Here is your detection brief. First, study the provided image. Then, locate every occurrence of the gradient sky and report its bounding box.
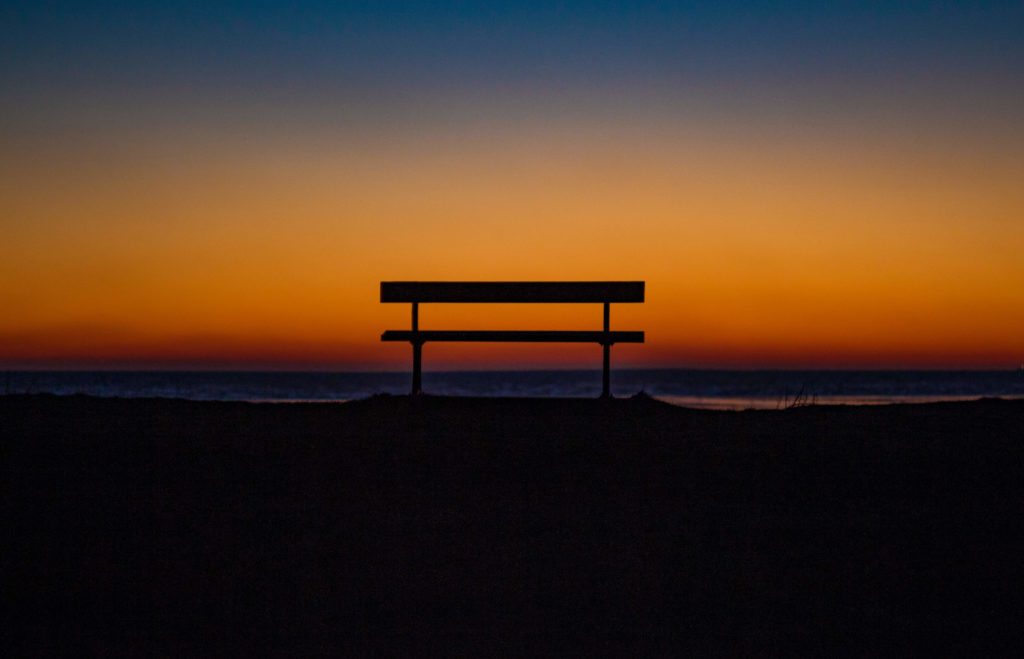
[2,1,1023,370]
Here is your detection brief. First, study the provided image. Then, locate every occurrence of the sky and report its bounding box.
[2,1,1023,370]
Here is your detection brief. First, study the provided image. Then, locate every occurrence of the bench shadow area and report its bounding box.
[4,394,1024,653]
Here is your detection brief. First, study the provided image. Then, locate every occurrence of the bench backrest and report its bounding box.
[380,281,644,304]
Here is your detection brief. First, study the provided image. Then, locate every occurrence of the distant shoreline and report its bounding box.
[9,392,1024,411]
[4,369,1023,407]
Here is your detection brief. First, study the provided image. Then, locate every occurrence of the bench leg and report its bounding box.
[412,342,423,395]
[602,344,611,398]
[410,301,422,395]
[601,301,611,398]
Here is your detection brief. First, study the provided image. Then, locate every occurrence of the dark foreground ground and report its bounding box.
[3,394,1024,655]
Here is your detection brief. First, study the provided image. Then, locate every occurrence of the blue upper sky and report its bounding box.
[3,1,1022,96]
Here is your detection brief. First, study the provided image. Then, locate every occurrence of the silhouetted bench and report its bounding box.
[380,281,645,397]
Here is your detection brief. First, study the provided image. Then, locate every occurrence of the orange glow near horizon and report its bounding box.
[2,89,1023,370]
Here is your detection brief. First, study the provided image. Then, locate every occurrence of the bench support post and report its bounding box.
[412,342,422,395]
[411,302,422,395]
[601,302,611,398]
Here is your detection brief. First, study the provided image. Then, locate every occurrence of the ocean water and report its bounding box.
[4,370,1024,409]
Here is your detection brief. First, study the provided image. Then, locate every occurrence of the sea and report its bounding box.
[4,370,1024,410]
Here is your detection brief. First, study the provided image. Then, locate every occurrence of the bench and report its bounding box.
[380,281,645,397]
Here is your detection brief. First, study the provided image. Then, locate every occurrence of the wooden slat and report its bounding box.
[380,281,644,303]
[381,330,644,344]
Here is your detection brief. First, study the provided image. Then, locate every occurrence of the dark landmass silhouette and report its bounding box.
[4,394,1023,653]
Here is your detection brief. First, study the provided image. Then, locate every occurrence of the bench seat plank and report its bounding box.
[381,330,644,344]
[381,281,644,303]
